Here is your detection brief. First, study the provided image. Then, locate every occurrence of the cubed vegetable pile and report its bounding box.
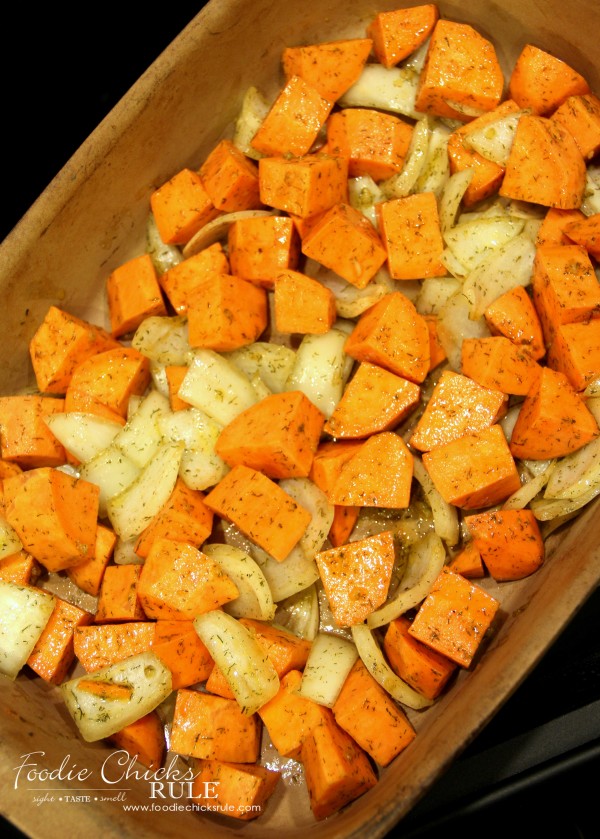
[2,1,600,826]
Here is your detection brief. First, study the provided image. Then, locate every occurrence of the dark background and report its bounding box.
[2,4,600,838]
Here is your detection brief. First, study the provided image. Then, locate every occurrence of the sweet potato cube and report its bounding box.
[170,689,261,762]
[258,670,332,759]
[324,362,420,439]
[4,468,100,572]
[281,39,372,102]
[258,154,348,218]
[484,285,545,361]
[228,215,300,289]
[415,19,504,121]
[27,595,93,684]
[367,4,439,67]
[563,212,600,260]
[186,273,268,351]
[465,509,545,581]
[67,523,116,597]
[327,108,413,181]
[165,365,191,411]
[301,713,378,821]
[95,565,146,622]
[509,44,590,115]
[384,616,457,700]
[250,75,334,157]
[204,465,311,561]
[0,551,40,585]
[137,538,239,620]
[159,243,229,314]
[106,253,167,339]
[29,305,120,395]
[65,347,151,421]
[309,440,363,496]
[531,244,600,345]
[301,202,388,290]
[215,390,325,479]
[328,505,360,548]
[409,370,507,452]
[447,541,485,579]
[191,759,280,821]
[552,94,600,160]
[461,337,542,397]
[150,167,221,245]
[151,620,213,689]
[73,622,155,672]
[329,433,413,509]
[344,291,430,383]
[315,530,396,627]
[424,314,447,371]
[377,192,446,280]
[273,269,337,335]
[107,711,165,770]
[134,479,213,559]
[199,138,261,212]
[332,659,416,766]
[0,395,66,468]
[422,424,521,509]
[547,319,600,392]
[510,367,599,459]
[536,208,587,248]
[500,115,586,209]
[408,567,500,668]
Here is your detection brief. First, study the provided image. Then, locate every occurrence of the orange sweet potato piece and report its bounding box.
[422,424,521,509]
[309,440,364,496]
[134,479,213,559]
[170,689,261,762]
[107,711,165,770]
[258,669,332,759]
[552,93,600,160]
[251,76,334,157]
[547,319,600,392]
[500,115,586,209]
[137,538,239,620]
[376,192,446,279]
[408,567,500,668]
[106,253,167,339]
[327,108,413,181]
[536,208,587,248]
[508,44,590,115]
[424,313,447,371]
[159,243,229,314]
[258,154,348,218]
[281,39,372,102]
[215,391,325,480]
[65,347,151,421]
[415,19,504,121]
[300,713,378,821]
[95,564,146,622]
[563,212,600,260]
[228,215,300,289]
[273,269,337,335]
[314,530,396,627]
[151,620,213,689]
[29,305,120,395]
[0,551,40,585]
[328,505,360,548]
[0,395,66,468]
[191,759,280,821]
[446,99,522,207]
[301,202,388,289]
[67,522,116,597]
[27,596,93,684]
[329,432,413,509]
[73,622,155,672]
[447,540,485,579]
[531,244,600,345]
[186,273,268,351]
[199,139,262,212]
[332,659,416,766]
[510,367,599,459]
[323,361,420,439]
[165,365,191,411]
[344,291,430,383]
[150,167,221,246]
[409,370,507,452]
[465,508,545,581]
[367,4,439,68]
[461,336,542,397]
[204,465,311,561]
[4,468,100,572]
[484,285,545,360]
[384,615,457,699]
